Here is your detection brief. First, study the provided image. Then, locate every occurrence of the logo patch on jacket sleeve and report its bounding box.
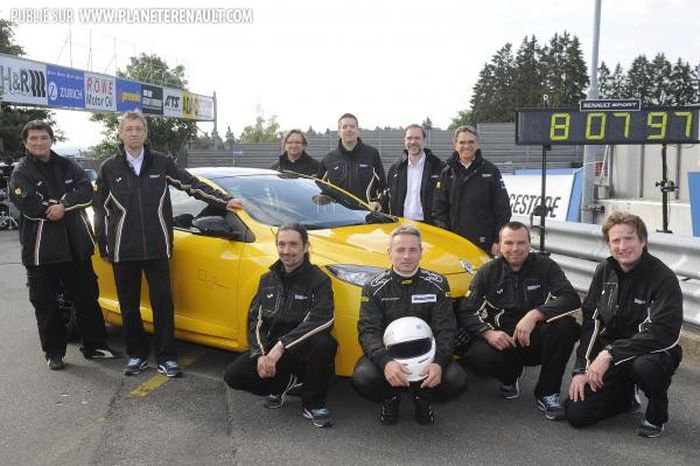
[411,294,437,303]
[14,186,24,197]
[360,296,369,302]
[294,294,308,300]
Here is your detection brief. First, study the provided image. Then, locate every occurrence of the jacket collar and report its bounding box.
[447,149,483,173]
[270,256,312,279]
[337,137,364,155]
[117,144,152,173]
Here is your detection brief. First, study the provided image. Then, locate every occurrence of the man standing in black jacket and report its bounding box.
[10,120,120,370]
[95,111,242,378]
[433,125,511,256]
[384,124,443,224]
[456,222,580,420]
[566,212,683,438]
[270,129,320,176]
[224,223,337,428]
[318,113,386,211]
[352,224,467,425]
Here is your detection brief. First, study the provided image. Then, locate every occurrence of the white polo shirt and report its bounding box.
[403,151,427,221]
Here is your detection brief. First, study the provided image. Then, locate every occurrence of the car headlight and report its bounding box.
[326,265,385,287]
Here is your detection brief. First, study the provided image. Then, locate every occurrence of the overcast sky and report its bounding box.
[3,0,699,151]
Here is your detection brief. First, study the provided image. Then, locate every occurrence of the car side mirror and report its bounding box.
[191,216,243,241]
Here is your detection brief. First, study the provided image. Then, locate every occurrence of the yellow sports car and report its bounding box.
[93,167,490,376]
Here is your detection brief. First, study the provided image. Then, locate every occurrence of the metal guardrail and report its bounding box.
[513,215,700,328]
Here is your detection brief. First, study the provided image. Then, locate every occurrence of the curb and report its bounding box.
[680,327,700,367]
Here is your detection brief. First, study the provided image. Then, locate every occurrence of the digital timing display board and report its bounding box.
[515,106,700,145]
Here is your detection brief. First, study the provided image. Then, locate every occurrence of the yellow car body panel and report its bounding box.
[95,169,490,376]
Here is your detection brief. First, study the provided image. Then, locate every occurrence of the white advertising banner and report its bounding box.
[162,87,182,118]
[502,174,575,221]
[195,94,214,121]
[0,55,48,105]
[84,72,116,111]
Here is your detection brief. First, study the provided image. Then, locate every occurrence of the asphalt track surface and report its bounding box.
[1,230,698,465]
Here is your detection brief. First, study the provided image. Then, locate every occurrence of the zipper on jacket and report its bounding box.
[136,176,148,256]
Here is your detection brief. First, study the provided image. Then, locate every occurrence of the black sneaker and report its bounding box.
[123,357,148,376]
[264,375,297,409]
[412,394,436,425]
[303,406,333,428]
[637,419,664,438]
[380,395,401,425]
[47,355,65,371]
[81,347,122,360]
[157,360,183,378]
[499,379,520,400]
[537,393,566,421]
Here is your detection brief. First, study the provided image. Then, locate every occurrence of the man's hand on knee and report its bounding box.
[384,360,410,387]
[483,329,515,351]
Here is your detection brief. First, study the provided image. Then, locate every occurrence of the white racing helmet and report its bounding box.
[383,316,436,382]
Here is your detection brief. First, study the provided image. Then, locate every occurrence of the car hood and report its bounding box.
[307,222,490,275]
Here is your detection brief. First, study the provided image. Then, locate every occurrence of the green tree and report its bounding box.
[541,32,588,106]
[239,115,281,143]
[224,126,236,149]
[626,55,653,104]
[669,59,697,105]
[0,20,61,157]
[648,53,672,105]
[470,43,516,122]
[608,63,627,99]
[89,53,196,159]
[597,62,612,98]
[512,35,545,108]
[422,117,434,130]
[449,109,474,130]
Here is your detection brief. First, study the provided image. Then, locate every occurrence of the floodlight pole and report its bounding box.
[581,0,602,223]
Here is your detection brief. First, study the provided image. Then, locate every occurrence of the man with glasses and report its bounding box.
[94,111,242,378]
[271,129,320,177]
[433,125,511,256]
[384,124,444,224]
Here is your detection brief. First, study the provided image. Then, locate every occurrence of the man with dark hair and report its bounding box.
[9,120,120,370]
[95,111,243,378]
[352,224,467,425]
[224,223,337,428]
[433,125,511,256]
[271,129,320,176]
[318,113,386,211]
[456,221,580,420]
[566,212,683,438]
[384,124,444,224]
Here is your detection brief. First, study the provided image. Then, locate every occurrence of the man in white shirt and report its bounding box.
[384,125,444,224]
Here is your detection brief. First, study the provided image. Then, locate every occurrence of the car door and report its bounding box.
[169,186,245,347]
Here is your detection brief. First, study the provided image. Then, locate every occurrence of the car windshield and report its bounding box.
[212,173,397,229]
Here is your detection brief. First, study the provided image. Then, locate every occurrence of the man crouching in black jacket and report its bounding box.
[352,224,467,425]
[224,223,337,428]
[566,212,683,438]
[456,221,580,421]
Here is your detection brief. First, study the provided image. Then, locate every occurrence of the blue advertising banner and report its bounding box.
[46,65,84,109]
[688,172,700,237]
[116,78,142,112]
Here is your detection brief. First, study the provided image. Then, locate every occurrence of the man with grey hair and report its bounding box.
[384,124,444,224]
[433,125,511,256]
[352,224,467,425]
[95,111,243,378]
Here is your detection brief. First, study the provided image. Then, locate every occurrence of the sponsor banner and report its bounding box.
[182,91,196,119]
[84,72,116,111]
[116,78,142,112]
[163,87,182,118]
[141,83,163,115]
[502,174,575,221]
[46,64,84,109]
[195,94,214,121]
[0,55,47,105]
